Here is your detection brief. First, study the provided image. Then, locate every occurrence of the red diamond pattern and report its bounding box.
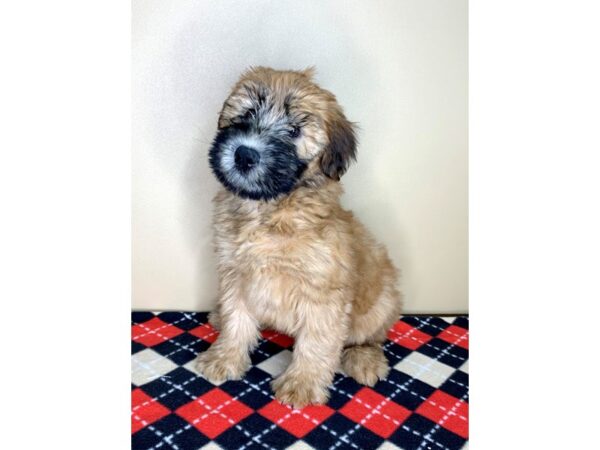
[131,389,170,434]
[259,400,334,438]
[387,321,433,350]
[437,325,469,349]
[175,388,253,439]
[416,390,469,439]
[132,317,184,347]
[189,323,220,343]
[261,329,294,348]
[339,387,411,438]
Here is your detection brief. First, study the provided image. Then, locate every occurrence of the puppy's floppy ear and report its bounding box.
[320,112,357,181]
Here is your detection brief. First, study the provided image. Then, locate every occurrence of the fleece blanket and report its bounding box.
[132,312,468,450]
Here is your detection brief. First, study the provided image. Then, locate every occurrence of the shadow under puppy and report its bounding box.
[197,67,402,408]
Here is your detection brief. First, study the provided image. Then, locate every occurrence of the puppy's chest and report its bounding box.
[227,223,326,327]
[232,223,328,277]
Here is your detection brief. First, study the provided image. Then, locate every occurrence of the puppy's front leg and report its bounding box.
[272,301,348,408]
[196,293,259,384]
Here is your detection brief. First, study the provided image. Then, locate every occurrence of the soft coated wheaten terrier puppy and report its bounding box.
[196,67,402,408]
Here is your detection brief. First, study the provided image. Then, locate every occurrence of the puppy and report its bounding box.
[196,67,402,408]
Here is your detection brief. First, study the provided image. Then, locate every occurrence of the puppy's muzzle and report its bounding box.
[234,145,260,173]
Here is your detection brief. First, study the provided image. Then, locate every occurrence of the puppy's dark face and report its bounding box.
[209,67,357,201]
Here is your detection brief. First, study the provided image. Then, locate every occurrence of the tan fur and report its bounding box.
[196,67,402,408]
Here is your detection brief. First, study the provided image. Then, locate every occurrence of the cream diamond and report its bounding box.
[256,350,293,377]
[131,348,178,386]
[285,441,317,450]
[394,351,456,388]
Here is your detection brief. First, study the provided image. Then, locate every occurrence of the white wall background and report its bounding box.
[132,0,467,314]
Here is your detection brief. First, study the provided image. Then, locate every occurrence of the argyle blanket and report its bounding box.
[132,312,469,450]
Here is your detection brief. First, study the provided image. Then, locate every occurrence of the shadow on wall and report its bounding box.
[356,198,411,306]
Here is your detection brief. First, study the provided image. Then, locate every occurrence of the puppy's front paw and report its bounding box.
[272,372,330,408]
[195,349,249,384]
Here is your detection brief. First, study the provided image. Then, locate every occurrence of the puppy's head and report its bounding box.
[209,67,357,200]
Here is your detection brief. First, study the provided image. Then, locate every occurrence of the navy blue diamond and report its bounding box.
[383,342,412,366]
[417,338,468,369]
[132,340,145,355]
[140,368,214,410]
[132,425,162,449]
[157,312,208,331]
[401,316,444,337]
[328,375,363,409]
[452,316,469,330]
[439,369,469,402]
[377,369,436,411]
[219,368,272,410]
[348,425,384,450]
[392,413,467,450]
[388,413,437,449]
[168,420,209,449]
[304,413,357,449]
[132,311,155,325]
[152,332,204,366]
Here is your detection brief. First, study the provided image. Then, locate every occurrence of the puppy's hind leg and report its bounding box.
[341,342,389,387]
[207,304,221,330]
[343,279,401,386]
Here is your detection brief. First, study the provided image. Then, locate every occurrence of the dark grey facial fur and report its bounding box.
[209,99,308,201]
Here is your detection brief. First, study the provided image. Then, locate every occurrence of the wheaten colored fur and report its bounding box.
[196,67,402,408]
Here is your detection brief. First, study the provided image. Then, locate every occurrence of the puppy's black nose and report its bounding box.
[234,145,260,172]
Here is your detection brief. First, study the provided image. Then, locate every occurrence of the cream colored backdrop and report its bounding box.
[132,0,467,314]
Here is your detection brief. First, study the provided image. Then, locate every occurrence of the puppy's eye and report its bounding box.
[242,108,256,120]
[289,126,301,138]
